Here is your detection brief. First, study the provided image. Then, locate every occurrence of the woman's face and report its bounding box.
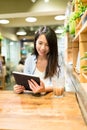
[36,34,49,57]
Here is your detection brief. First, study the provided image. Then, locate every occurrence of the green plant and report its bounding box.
[69,0,87,34]
[69,12,78,34]
[0,33,3,40]
[62,23,69,34]
[64,24,69,32]
[69,12,80,22]
[78,0,87,16]
[72,0,87,13]
[60,24,69,37]
[71,0,87,20]
[81,52,87,72]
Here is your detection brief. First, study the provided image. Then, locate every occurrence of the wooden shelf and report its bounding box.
[73,20,87,42]
[73,71,87,83]
[76,10,87,29]
[82,73,87,80]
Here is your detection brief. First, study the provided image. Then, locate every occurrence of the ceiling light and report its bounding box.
[31,0,36,3]
[16,28,27,36]
[44,0,49,3]
[25,17,37,23]
[54,15,66,21]
[0,19,9,24]
[55,29,64,34]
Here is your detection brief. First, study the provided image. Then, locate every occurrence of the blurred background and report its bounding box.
[0,0,71,90]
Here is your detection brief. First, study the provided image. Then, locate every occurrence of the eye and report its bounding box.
[37,41,42,45]
[46,43,49,46]
[38,41,42,45]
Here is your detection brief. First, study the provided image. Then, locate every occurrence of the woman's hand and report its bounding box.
[28,79,45,94]
[13,84,25,94]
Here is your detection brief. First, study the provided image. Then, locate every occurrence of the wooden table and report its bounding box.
[0,91,87,130]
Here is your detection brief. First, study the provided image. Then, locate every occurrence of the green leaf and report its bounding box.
[81,57,87,60]
[81,66,87,69]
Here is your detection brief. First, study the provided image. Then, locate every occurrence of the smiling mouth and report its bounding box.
[40,51,46,54]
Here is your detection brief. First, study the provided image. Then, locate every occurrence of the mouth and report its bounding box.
[40,51,46,55]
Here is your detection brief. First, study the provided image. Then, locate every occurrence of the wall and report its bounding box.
[1,38,20,68]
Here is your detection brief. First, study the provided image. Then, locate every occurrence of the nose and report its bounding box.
[41,44,46,50]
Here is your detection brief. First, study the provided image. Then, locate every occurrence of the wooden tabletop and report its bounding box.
[0,90,87,130]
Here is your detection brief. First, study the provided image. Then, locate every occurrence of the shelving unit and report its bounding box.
[72,9,87,124]
[73,18,87,82]
[65,0,87,124]
[71,0,87,82]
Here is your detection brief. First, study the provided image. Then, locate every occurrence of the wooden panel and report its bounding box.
[82,0,87,2]
[79,33,87,42]
[75,0,87,3]
[65,48,72,63]
[72,41,79,69]
[72,41,79,48]
[72,47,79,68]
[79,42,87,72]
[79,73,87,82]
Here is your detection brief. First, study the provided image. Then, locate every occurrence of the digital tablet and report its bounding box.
[12,71,40,90]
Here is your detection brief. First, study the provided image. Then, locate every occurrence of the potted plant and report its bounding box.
[69,0,87,35]
[69,11,80,34]
[78,0,87,16]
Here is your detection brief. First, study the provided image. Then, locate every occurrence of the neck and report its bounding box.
[38,55,47,60]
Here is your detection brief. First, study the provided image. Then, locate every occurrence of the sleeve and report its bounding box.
[24,54,36,74]
[24,55,32,74]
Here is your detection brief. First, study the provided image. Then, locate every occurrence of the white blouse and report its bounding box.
[34,67,58,88]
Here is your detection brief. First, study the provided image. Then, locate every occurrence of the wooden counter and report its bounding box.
[0,90,87,130]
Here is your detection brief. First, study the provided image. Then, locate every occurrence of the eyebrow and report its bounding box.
[37,40,48,44]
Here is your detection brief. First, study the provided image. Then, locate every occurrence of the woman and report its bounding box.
[13,26,60,94]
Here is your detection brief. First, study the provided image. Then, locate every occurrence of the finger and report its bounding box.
[30,80,40,91]
[15,85,24,92]
[28,80,37,90]
[28,80,39,93]
[30,79,40,88]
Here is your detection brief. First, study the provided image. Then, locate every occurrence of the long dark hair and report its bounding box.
[33,26,60,78]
